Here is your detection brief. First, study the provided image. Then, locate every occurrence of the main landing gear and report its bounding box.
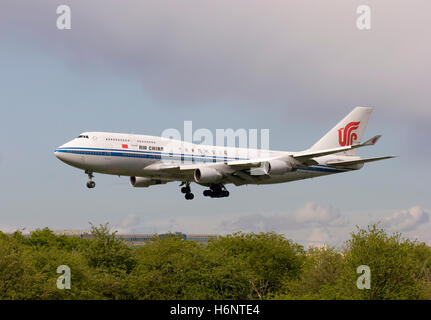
[203,184,230,198]
[180,182,194,200]
[85,170,96,189]
[179,182,229,200]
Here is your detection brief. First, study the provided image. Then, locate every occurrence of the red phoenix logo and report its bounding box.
[338,121,360,146]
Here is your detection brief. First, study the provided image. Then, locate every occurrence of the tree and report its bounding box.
[1,225,430,300]
[127,234,207,299]
[24,247,101,299]
[205,232,304,299]
[23,228,88,251]
[0,232,41,299]
[280,246,344,299]
[85,223,136,276]
[337,224,425,299]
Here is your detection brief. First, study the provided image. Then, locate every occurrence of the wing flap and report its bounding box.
[224,159,263,169]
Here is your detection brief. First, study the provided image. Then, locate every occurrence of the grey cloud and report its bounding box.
[1,1,430,121]
[219,213,295,234]
[219,202,348,234]
[294,202,348,227]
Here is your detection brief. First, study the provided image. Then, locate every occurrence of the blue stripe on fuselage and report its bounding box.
[55,146,245,161]
[55,147,355,173]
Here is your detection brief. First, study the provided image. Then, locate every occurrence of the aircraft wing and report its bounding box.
[143,159,264,174]
[326,155,396,167]
[141,135,387,183]
[291,135,381,163]
[143,159,281,186]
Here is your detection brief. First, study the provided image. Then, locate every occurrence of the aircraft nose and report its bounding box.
[54,148,63,160]
[54,145,67,161]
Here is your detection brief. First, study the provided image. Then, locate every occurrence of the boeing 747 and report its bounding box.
[54,107,395,200]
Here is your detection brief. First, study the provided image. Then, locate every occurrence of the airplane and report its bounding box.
[54,107,395,200]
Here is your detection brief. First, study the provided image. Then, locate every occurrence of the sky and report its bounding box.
[0,0,430,248]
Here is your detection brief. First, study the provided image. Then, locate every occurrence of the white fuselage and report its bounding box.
[54,132,357,186]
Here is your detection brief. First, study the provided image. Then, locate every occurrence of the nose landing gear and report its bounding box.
[180,182,194,200]
[87,181,96,188]
[85,170,96,189]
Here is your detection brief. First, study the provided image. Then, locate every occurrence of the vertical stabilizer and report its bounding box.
[309,107,373,156]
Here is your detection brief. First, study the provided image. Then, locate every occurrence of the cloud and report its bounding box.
[112,214,141,234]
[107,202,347,239]
[382,206,429,232]
[0,223,27,234]
[294,202,347,227]
[218,202,347,235]
[306,228,332,248]
[219,213,292,234]
[1,0,430,121]
[4,205,431,248]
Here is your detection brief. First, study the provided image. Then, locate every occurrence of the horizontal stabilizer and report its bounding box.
[361,135,381,146]
[291,135,382,163]
[326,155,396,167]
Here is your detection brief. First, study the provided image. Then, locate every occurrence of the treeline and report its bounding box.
[1,224,431,300]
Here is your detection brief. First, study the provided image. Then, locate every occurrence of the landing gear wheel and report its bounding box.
[181,186,191,194]
[206,184,229,198]
[85,170,95,189]
[86,181,96,189]
[180,182,192,198]
[185,193,194,200]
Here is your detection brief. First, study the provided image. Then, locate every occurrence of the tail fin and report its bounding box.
[309,106,373,156]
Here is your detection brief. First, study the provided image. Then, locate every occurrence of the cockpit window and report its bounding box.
[77,135,89,139]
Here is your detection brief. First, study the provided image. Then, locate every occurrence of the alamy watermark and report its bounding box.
[56,5,71,30]
[57,265,71,290]
[161,121,269,151]
[356,265,371,290]
[356,5,371,30]
[56,4,371,31]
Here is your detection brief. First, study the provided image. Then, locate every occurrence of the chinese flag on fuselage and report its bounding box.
[122,144,128,149]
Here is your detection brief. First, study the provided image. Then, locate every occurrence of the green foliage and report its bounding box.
[127,234,207,299]
[24,228,88,251]
[336,224,426,300]
[0,235,37,299]
[85,223,136,275]
[0,224,430,300]
[22,247,97,299]
[205,232,305,299]
[278,246,343,299]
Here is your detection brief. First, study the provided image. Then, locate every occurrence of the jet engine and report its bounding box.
[194,167,223,184]
[263,159,296,175]
[130,176,166,188]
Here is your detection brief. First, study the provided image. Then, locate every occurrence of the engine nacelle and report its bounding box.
[130,176,166,188]
[194,167,223,184]
[263,159,295,175]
